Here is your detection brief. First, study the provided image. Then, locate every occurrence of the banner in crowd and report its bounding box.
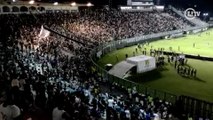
[39,25,50,38]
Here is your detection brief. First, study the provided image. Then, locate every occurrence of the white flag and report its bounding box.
[39,25,50,38]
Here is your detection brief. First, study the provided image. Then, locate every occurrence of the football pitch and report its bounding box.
[97,29,213,102]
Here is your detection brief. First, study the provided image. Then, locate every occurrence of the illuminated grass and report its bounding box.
[97,29,213,102]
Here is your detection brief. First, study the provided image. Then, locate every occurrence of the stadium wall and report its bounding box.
[160,51,213,61]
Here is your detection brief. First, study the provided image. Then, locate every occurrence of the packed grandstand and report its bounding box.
[0,7,210,120]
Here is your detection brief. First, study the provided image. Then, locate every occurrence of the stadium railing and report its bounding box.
[179,96,213,120]
[209,24,213,28]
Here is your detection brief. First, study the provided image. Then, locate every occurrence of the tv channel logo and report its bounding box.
[184,8,200,20]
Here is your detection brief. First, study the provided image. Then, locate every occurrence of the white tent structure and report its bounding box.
[108,55,156,78]
[126,55,156,73]
[108,61,135,78]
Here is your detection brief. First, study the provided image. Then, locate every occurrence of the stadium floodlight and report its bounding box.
[53,2,58,5]
[29,0,35,4]
[87,2,93,7]
[203,13,209,16]
[71,2,76,6]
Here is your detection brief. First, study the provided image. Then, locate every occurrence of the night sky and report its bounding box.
[35,0,213,8]
[165,0,213,16]
[34,0,213,14]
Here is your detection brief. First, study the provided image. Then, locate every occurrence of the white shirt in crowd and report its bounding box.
[0,103,21,120]
[11,79,19,88]
[30,88,36,101]
[52,107,65,120]
[139,109,146,119]
[108,98,114,108]
[132,87,137,94]
[135,96,139,103]
[84,89,90,97]
[199,118,203,120]
[19,79,26,91]
[125,109,131,119]
[153,113,160,120]
[75,96,81,103]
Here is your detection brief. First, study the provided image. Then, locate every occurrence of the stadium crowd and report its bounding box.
[0,8,204,120]
[62,9,193,42]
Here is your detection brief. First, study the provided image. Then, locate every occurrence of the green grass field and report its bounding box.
[97,29,213,102]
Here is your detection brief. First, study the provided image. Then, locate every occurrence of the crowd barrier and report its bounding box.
[179,96,213,120]
[209,24,213,28]
[162,51,213,61]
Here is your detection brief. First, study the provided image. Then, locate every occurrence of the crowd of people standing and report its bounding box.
[0,8,195,120]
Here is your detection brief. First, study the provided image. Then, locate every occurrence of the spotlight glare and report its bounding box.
[87,2,92,7]
[53,2,58,5]
[29,0,35,4]
[71,2,76,6]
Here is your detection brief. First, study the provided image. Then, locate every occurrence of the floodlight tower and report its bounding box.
[203,13,209,22]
